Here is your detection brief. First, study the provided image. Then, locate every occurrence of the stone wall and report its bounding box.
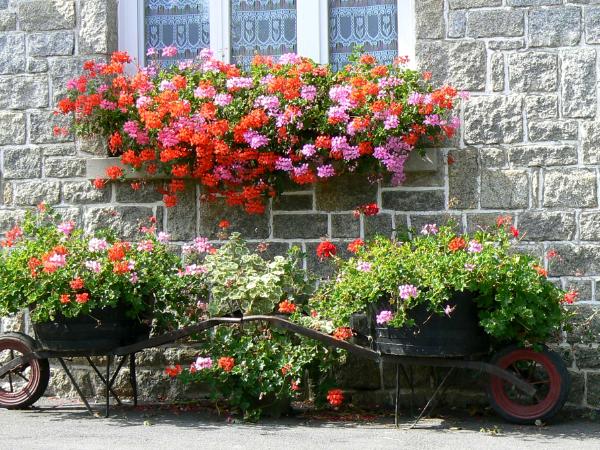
[1,0,599,410]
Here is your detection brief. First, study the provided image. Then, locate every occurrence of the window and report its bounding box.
[231,0,297,68]
[118,0,414,68]
[144,0,210,64]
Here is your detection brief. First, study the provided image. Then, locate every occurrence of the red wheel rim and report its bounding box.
[0,338,42,407]
[490,349,561,420]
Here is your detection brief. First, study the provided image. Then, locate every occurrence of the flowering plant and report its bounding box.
[57,49,459,213]
[174,324,340,421]
[0,206,199,327]
[309,219,570,346]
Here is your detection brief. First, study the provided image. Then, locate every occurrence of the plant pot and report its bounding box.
[32,305,151,353]
[370,291,490,357]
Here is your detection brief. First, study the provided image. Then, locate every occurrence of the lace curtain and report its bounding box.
[329,0,398,72]
[230,0,297,68]
[144,0,210,64]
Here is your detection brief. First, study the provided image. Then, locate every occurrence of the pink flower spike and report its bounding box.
[88,238,108,252]
[85,260,102,273]
[356,261,372,272]
[467,240,483,253]
[376,310,393,325]
[57,221,76,236]
[464,263,476,272]
[399,284,419,300]
[192,356,213,371]
[444,304,456,317]
[157,232,171,243]
[420,224,438,235]
[161,45,178,58]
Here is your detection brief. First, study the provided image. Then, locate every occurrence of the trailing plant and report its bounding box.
[173,324,341,421]
[309,218,571,346]
[56,48,459,214]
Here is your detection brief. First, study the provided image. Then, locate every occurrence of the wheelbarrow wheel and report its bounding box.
[0,332,50,409]
[486,344,570,424]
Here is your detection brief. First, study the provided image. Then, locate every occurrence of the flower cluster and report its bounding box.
[58,49,459,214]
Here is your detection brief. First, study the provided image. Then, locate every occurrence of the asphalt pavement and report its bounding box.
[0,398,599,450]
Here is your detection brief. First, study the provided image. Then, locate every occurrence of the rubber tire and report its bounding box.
[0,332,50,409]
[486,345,570,425]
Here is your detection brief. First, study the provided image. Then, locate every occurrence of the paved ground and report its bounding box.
[0,398,599,450]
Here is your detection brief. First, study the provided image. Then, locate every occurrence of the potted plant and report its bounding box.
[165,229,341,421]
[308,218,571,356]
[0,205,198,352]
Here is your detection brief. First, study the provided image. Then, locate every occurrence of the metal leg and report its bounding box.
[109,355,127,389]
[86,357,122,406]
[105,355,111,418]
[399,365,415,416]
[410,367,455,429]
[57,358,94,416]
[394,364,401,428]
[129,354,138,407]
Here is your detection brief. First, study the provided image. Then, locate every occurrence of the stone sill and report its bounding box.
[86,148,439,180]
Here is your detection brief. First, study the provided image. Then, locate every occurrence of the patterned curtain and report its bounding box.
[144,0,210,64]
[230,0,297,69]
[329,0,398,72]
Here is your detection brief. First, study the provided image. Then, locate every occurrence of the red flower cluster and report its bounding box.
[218,356,235,372]
[562,291,578,304]
[316,241,337,259]
[70,277,85,290]
[332,327,353,341]
[326,388,344,407]
[448,237,466,252]
[353,203,379,218]
[533,265,548,278]
[165,365,182,378]
[278,300,297,314]
[58,50,459,214]
[347,238,365,254]
[0,225,23,248]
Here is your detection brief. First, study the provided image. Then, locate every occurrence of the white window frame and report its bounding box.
[118,0,415,68]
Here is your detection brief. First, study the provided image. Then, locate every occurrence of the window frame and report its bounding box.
[118,0,415,67]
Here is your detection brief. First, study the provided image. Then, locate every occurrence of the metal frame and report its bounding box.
[0,315,536,423]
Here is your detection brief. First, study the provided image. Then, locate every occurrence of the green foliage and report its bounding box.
[186,233,312,317]
[311,222,570,346]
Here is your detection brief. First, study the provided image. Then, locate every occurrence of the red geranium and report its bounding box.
[75,292,90,304]
[70,277,85,290]
[278,300,297,314]
[165,365,182,378]
[562,291,578,304]
[218,356,235,373]
[448,237,466,252]
[105,165,123,180]
[333,327,353,341]
[316,241,337,259]
[347,238,365,254]
[326,388,344,407]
